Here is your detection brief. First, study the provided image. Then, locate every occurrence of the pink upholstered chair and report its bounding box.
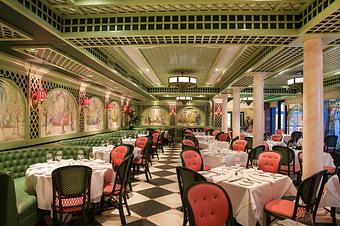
[211,130,220,136]
[271,134,282,142]
[232,140,248,152]
[180,150,211,172]
[151,132,160,159]
[184,129,193,133]
[264,170,328,226]
[184,182,234,226]
[110,145,134,168]
[275,129,284,135]
[258,151,281,173]
[182,139,198,151]
[216,132,230,142]
[239,133,246,140]
[135,136,149,150]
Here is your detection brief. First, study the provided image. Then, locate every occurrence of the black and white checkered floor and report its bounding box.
[96,145,183,226]
[96,145,340,226]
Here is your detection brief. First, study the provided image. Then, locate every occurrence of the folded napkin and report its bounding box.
[213,174,232,183]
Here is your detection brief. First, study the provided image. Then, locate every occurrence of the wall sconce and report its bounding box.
[215,105,223,116]
[106,102,113,111]
[32,88,47,109]
[81,97,91,110]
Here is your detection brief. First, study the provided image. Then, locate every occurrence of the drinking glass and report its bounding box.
[55,151,63,161]
[252,159,259,172]
[89,150,94,161]
[46,152,53,162]
[77,150,84,160]
[234,154,241,168]
[101,140,106,146]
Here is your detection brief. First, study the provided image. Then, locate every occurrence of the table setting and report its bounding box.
[199,166,296,226]
[92,145,142,163]
[200,147,248,168]
[25,158,112,210]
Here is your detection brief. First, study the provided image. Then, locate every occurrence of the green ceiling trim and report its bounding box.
[147,87,220,94]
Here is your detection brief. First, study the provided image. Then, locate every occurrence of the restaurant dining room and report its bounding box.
[0,0,340,226]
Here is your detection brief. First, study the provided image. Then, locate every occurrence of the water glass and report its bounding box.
[77,150,84,160]
[235,154,241,168]
[55,151,63,161]
[46,152,53,162]
[89,150,94,161]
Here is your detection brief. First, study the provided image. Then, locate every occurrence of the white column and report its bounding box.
[303,38,323,179]
[221,94,229,133]
[253,72,265,148]
[232,87,240,138]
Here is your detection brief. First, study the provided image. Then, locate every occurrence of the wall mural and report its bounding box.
[40,89,78,137]
[176,107,205,126]
[108,101,121,129]
[0,79,25,142]
[85,97,104,131]
[141,107,170,126]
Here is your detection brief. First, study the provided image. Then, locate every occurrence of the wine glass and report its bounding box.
[101,140,106,146]
[252,159,259,172]
[55,151,63,161]
[234,154,241,168]
[46,152,53,162]
[89,150,94,161]
[77,150,84,160]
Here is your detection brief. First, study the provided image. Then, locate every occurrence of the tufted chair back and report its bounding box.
[216,132,230,142]
[232,140,248,152]
[182,139,198,151]
[258,152,281,173]
[110,144,134,167]
[275,129,284,135]
[211,130,220,137]
[184,129,193,133]
[180,150,204,172]
[184,181,233,226]
[152,132,160,144]
[184,132,194,138]
[135,137,149,150]
[271,134,282,142]
[240,133,246,140]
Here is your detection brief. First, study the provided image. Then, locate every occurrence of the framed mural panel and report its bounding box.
[0,79,26,142]
[84,97,104,131]
[176,107,205,127]
[108,100,121,129]
[40,89,78,137]
[141,106,170,126]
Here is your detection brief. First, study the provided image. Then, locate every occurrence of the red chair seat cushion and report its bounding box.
[323,165,336,174]
[133,157,143,165]
[264,199,294,218]
[103,183,122,195]
[204,165,211,171]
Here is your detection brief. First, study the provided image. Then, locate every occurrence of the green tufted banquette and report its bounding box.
[0,146,91,226]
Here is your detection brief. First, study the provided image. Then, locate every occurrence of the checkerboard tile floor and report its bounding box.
[96,145,184,226]
[96,145,340,226]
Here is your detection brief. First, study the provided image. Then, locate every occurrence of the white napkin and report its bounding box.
[213,174,232,183]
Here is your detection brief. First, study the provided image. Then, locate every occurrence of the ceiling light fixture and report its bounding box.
[287,73,303,93]
[176,96,192,105]
[241,96,253,105]
[169,72,197,91]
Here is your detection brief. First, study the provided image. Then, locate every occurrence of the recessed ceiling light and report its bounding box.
[145,69,150,72]
[27,48,38,53]
[214,68,219,72]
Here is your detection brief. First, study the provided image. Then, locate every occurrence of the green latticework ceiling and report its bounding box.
[140,46,220,85]
[43,0,309,15]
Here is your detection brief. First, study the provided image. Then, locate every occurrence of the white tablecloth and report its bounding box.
[200,167,296,226]
[201,149,248,168]
[292,149,335,168]
[25,159,112,210]
[193,132,205,136]
[92,145,142,163]
[282,134,291,143]
[320,175,340,208]
[195,135,215,143]
[266,140,287,150]
[122,138,137,146]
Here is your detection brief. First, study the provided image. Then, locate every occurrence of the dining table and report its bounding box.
[200,144,248,168]
[291,149,335,169]
[320,175,340,208]
[200,166,296,226]
[25,159,112,210]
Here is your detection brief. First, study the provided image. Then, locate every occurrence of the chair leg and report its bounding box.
[123,195,131,216]
[155,148,159,159]
[119,197,126,225]
[183,208,188,226]
[331,207,336,225]
[264,212,271,226]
